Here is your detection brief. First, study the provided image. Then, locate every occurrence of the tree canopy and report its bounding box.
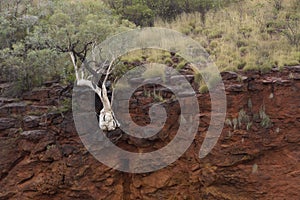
[104,0,234,26]
[0,0,135,95]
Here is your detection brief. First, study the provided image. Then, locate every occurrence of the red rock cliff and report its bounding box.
[0,66,299,199]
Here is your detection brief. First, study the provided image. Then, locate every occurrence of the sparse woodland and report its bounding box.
[0,0,299,96]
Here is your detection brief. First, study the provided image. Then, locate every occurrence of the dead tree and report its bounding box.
[68,45,119,131]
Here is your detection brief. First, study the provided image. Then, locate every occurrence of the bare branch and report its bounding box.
[76,41,93,62]
[101,57,115,112]
[69,52,79,80]
[103,59,115,86]
[69,52,104,103]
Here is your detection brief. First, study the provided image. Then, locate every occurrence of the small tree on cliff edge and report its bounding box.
[28,0,134,131]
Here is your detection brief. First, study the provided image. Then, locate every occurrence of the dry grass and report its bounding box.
[155,0,300,72]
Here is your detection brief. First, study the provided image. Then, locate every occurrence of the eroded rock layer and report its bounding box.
[0,67,299,199]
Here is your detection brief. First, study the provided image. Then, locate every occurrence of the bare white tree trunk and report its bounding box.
[69,52,119,131]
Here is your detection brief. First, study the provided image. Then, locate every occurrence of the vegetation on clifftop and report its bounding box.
[0,0,299,96]
[155,0,300,72]
[0,0,134,95]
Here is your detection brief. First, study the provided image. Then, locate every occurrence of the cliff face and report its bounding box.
[0,66,299,200]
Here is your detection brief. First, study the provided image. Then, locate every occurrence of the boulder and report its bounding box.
[23,115,41,129]
[0,102,28,117]
[0,118,17,130]
[221,71,238,80]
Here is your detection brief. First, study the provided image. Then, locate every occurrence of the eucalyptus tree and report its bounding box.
[30,0,134,130]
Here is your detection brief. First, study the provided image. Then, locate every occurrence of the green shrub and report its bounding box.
[260,63,273,73]
[292,51,300,62]
[164,57,173,66]
[115,3,154,26]
[193,26,203,35]
[239,47,248,55]
[236,40,248,48]
[208,30,223,39]
[194,71,202,86]
[153,90,164,102]
[238,27,253,38]
[222,66,238,72]
[238,109,250,128]
[199,85,209,94]
[259,105,271,128]
[237,61,247,69]
[243,63,259,72]
[180,25,193,35]
[209,40,219,49]
[176,61,187,71]
[284,60,300,66]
